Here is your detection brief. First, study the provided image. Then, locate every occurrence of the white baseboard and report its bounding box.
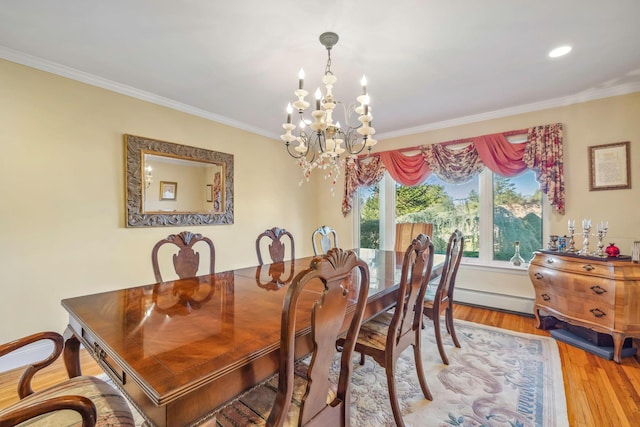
[455,287,535,314]
[0,340,56,373]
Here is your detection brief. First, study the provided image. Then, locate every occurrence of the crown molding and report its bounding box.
[0,46,274,139]
[377,82,640,140]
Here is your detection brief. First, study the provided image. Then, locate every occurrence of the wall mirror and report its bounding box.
[125,134,234,227]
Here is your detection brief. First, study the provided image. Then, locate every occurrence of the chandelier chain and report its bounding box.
[324,48,333,76]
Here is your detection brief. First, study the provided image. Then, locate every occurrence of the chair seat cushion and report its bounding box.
[356,311,395,351]
[0,375,135,426]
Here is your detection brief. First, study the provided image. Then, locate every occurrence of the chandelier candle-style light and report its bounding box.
[280,32,377,187]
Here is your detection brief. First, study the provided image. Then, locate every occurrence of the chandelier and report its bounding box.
[280,32,377,187]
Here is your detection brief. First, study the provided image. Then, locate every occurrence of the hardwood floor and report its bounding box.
[1,304,639,426]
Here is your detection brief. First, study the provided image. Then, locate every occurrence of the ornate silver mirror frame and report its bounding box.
[125,134,234,227]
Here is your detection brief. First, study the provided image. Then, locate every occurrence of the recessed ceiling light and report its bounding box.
[549,45,572,58]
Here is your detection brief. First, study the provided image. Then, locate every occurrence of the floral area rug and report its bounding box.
[104,319,568,427]
[347,319,568,427]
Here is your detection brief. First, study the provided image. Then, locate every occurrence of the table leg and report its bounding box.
[63,326,82,377]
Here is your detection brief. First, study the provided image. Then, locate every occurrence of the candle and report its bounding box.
[286,103,292,124]
[361,75,367,95]
[315,88,322,110]
[298,68,305,90]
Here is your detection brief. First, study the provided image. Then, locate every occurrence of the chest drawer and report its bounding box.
[533,253,614,278]
[529,265,616,302]
[533,281,614,326]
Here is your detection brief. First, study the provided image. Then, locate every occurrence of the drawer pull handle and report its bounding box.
[590,285,607,295]
[94,342,125,384]
[534,273,544,279]
[541,293,551,301]
[583,264,595,272]
[589,308,606,318]
[546,258,554,264]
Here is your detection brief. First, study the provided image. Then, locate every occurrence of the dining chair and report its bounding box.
[312,225,338,255]
[394,222,433,252]
[423,229,464,365]
[340,233,434,427]
[151,231,215,282]
[214,248,370,426]
[256,227,295,265]
[0,332,135,426]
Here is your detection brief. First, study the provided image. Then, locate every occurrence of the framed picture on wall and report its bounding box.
[160,181,177,200]
[588,141,631,191]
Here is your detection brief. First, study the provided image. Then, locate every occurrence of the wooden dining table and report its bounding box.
[61,248,443,427]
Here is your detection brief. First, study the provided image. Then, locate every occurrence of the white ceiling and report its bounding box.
[2,1,640,141]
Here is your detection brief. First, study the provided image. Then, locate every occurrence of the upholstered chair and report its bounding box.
[311,225,339,255]
[394,223,433,253]
[423,229,464,365]
[151,231,215,282]
[256,227,295,265]
[214,248,370,426]
[0,331,134,426]
[341,233,434,427]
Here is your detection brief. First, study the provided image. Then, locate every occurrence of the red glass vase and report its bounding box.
[605,243,620,257]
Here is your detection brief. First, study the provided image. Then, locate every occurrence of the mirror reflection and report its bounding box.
[143,154,225,214]
[124,134,234,227]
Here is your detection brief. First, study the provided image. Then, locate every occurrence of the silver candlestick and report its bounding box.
[580,219,591,256]
[567,219,576,253]
[593,221,608,257]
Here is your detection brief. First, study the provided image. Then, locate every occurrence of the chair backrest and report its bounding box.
[394,222,433,253]
[151,231,215,282]
[433,229,464,305]
[268,248,370,426]
[256,227,295,265]
[312,225,339,255]
[388,233,434,346]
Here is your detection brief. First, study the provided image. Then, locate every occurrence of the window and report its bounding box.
[358,169,543,266]
[395,174,480,257]
[359,183,380,249]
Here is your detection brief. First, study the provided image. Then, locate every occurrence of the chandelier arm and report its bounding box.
[284,142,305,159]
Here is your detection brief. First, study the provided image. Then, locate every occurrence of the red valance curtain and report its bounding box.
[379,151,430,185]
[342,123,564,215]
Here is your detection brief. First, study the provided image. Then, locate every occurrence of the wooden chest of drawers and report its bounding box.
[528,251,640,362]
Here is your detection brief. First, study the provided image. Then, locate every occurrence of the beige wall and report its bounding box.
[0,59,319,343]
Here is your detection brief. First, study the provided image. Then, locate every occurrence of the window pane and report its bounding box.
[359,184,380,249]
[395,175,479,257]
[492,170,542,262]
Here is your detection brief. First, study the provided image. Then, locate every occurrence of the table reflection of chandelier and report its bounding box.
[280,32,377,187]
